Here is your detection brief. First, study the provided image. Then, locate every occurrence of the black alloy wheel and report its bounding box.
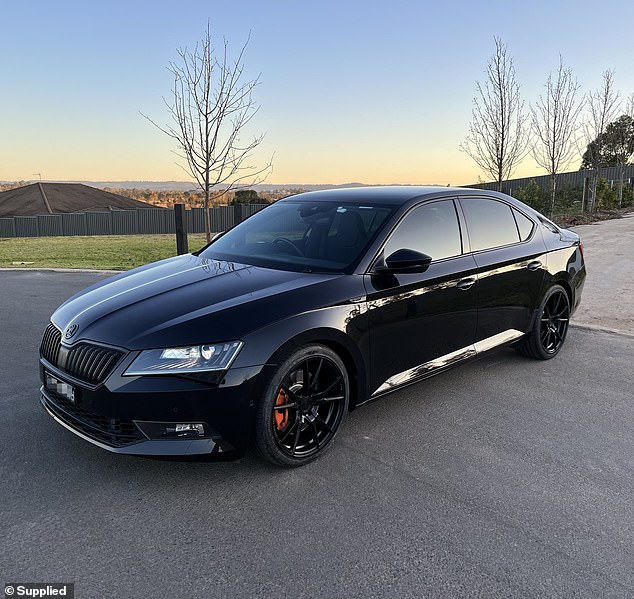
[516,285,571,360]
[254,345,349,467]
[540,289,570,354]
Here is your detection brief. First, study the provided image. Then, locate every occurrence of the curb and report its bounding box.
[570,322,634,338]
[0,267,120,274]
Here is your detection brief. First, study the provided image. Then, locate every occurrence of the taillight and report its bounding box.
[579,242,585,259]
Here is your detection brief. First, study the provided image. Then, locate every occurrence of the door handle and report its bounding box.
[527,260,542,271]
[456,277,476,290]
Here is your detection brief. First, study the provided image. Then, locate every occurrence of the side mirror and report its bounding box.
[382,248,432,273]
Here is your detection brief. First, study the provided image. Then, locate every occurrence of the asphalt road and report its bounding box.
[1,270,633,599]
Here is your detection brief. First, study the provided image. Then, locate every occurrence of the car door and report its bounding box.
[364,199,479,396]
[458,196,548,344]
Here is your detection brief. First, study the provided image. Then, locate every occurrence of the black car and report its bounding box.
[39,187,586,467]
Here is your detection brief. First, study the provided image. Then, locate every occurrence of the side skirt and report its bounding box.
[362,329,524,404]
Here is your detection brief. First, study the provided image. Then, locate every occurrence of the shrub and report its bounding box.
[595,178,618,210]
[513,180,550,213]
[553,182,583,214]
[617,183,633,207]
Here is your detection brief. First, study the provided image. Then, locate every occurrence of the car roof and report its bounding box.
[278,185,512,206]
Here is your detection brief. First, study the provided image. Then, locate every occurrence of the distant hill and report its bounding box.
[71,181,376,192]
[2,180,389,192]
[1,180,445,194]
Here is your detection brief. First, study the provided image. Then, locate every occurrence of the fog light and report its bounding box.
[134,421,208,439]
[174,423,205,436]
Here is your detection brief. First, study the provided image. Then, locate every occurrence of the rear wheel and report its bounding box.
[516,285,570,360]
[254,345,349,467]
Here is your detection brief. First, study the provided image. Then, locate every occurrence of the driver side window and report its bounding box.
[383,200,462,262]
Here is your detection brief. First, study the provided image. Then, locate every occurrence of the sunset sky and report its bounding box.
[1,0,633,187]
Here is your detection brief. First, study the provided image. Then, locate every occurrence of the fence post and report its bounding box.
[233,202,242,227]
[174,204,189,255]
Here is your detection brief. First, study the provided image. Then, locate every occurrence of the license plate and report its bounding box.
[45,372,76,403]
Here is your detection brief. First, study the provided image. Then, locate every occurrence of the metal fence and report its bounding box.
[469,165,634,196]
[0,204,268,239]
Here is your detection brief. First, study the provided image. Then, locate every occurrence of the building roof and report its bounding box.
[0,183,158,217]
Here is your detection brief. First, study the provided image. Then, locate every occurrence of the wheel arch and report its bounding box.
[527,277,573,333]
[544,275,573,307]
[516,279,571,360]
[264,327,367,411]
[555,277,573,307]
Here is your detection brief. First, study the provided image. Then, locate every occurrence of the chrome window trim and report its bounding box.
[366,197,463,273]
[458,196,538,253]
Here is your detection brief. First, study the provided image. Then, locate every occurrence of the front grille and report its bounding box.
[40,322,62,365]
[43,389,144,448]
[40,323,125,386]
[64,343,125,386]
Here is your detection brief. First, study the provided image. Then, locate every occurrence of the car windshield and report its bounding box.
[200,200,395,273]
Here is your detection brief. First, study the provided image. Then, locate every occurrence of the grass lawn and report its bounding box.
[0,234,209,270]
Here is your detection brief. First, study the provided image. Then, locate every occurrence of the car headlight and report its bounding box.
[124,341,243,375]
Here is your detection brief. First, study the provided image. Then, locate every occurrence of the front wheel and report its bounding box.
[516,284,571,360]
[254,345,349,467]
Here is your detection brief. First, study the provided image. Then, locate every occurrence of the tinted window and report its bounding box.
[461,199,520,251]
[513,208,535,241]
[202,200,394,273]
[383,200,462,261]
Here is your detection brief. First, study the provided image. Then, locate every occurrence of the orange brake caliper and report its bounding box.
[274,388,290,430]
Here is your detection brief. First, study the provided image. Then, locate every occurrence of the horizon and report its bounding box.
[1,1,633,185]
[0,163,612,193]
[0,179,460,192]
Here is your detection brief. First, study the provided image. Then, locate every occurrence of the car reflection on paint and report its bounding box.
[39,186,585,467]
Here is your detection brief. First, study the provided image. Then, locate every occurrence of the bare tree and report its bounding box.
[530,57,584,216]
[144,23,272,241]
[461,37,528,191]
[627,93,634,123]
[616,93,634,206]
[583,70,620,212]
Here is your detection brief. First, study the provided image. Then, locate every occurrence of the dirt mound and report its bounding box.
[556,206,634,228]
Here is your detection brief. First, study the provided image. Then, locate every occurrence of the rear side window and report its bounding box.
[383,200,462,261]
[461,198,520,251]
[513,209,535,241]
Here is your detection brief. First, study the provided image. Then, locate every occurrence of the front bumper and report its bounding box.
[39,358,271,457]
[41,392,221,455]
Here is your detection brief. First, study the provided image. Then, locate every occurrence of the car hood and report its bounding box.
[52,254,349,349]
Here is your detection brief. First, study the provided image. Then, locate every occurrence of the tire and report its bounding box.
[516,284,571,360]
[254,344,349,467]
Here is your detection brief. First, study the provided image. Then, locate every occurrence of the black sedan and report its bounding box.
[39,187,586,467]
